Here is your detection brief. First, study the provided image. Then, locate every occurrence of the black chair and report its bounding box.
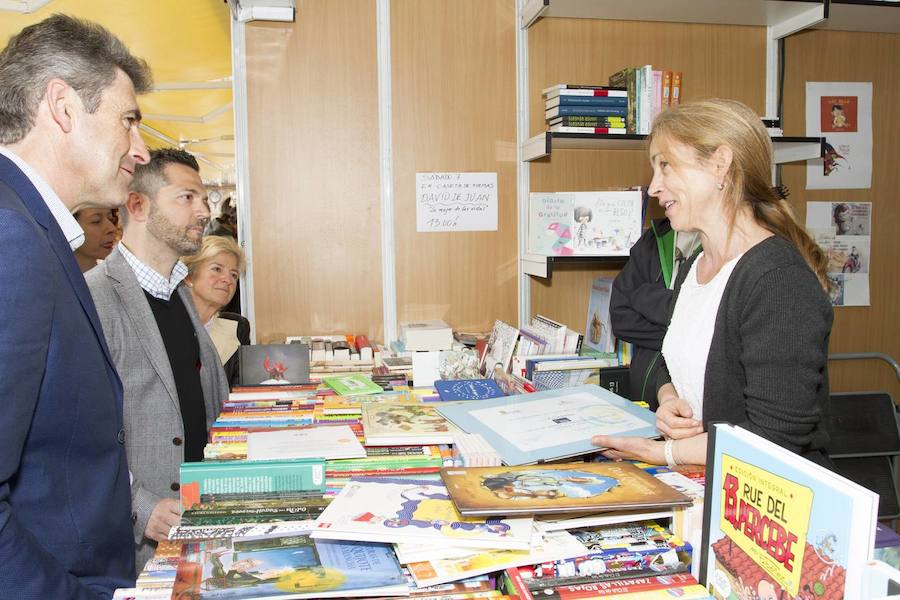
[825,353,900,524]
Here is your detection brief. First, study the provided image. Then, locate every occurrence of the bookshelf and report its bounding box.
[515,0,899,322]
[523,132,826,164]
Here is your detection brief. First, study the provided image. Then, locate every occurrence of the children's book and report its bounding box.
[238,344,310,386]
[322,373,383,396]
[405,527,588,587]
[246,425,367,461]
[361,402,461,446]
[310,480,534,549]
[434,384,658,466]
[441,462,691,517]
[172,532,407,599]
[584,277,615,354]
[434,379,505,401]
[479,320,520,376]
[529,191,642,256]
[700,423,878,600]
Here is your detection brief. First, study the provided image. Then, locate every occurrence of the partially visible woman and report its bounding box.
[592,99,833,468]
[73,207,118,273]
[182,236,250,387]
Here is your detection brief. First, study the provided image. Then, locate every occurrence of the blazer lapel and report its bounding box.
[178,285,224,424]
[0,154,124,401]
[105,249,180,412]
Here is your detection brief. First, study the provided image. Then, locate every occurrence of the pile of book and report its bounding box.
[286,333,380,378]
[607,66,682,134]
[543,83,628,134]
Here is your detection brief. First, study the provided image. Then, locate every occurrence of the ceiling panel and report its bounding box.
[0,0,235,184]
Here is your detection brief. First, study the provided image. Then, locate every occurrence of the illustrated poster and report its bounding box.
[806,201,871,306]
[805,82,872,189]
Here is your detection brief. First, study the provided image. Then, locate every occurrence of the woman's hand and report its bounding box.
[656,384,704,440]
[590,435,665,464]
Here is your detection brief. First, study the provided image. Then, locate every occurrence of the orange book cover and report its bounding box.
[663,70,673,106]
[671,71,683,105]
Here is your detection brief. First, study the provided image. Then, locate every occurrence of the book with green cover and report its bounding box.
[323,373,384,396]
[180,459,326,510]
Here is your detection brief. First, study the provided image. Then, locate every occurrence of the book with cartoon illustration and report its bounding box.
[441,462,691,517]
[700,424,878,600]
[434,384,658,465]
[310,480,534,549]
[361,402,460,446]
[322,373,383,397]
[170,532,407,599]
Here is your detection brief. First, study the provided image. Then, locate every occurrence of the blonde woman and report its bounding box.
[183,235,249,386]
[593,99,833,468]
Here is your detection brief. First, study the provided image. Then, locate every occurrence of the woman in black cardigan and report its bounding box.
[593,99,833,467]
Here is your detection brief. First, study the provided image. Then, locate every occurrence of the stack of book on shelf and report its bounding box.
[543,84,628,134]
[608,66,681,134]
[286,333,380,378]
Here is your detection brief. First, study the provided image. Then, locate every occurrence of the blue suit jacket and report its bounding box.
[0,154,135,598]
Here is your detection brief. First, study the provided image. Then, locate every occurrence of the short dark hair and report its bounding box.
[130,147,201,198]
[121,148,200,227]
[0,14,152,144]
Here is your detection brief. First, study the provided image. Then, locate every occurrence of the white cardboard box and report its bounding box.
[400,319,453,351]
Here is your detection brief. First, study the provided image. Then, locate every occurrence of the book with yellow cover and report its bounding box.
[441,462,691,517]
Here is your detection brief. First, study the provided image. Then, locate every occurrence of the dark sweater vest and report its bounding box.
[144,290,207,462]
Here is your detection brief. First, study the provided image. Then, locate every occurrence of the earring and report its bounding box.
[716,181,725,191]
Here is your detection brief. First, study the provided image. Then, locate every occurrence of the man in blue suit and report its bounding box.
[0,15,152,599]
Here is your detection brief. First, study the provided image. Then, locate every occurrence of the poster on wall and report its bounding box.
[416,172,498,232]
[806,201,872,306]
[805,82,872,190]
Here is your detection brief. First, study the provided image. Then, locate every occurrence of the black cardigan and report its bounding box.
[657,236,834,463]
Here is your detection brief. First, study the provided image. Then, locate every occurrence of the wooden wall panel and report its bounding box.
[391,0,518,333]
[782,29,900,401]
[528,18,766,329]
[245,0,383,343]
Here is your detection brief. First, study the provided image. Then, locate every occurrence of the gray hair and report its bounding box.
[0,14,152,144]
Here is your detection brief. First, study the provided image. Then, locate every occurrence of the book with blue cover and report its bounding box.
[173,532,407,599]
[434,379,505,401]
[433,384,658,466]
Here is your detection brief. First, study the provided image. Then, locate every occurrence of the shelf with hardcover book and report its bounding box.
[520,0,900,34]
[523,131,826,164]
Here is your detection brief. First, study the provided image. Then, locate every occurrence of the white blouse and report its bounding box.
[661,252,743,421]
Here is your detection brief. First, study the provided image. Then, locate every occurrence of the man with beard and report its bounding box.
[86,148,227,572]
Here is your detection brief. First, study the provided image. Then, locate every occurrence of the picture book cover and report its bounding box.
[361,402,460,446]
[441,462,691,516]
[405,528,588,588]
[239,344,310,386]
[434,379,505,401]
[529,192,577,255]
[311,480,534,549]
[171,532,407,599]
[322,374,383,396]
[434,384,658,466]
[479,319,520,376]
[701,424,878,600]
[584,277,615,354]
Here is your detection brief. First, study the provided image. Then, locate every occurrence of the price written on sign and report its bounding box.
[416,172,498,232]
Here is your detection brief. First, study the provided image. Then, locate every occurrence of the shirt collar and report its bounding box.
[117,241,189,301]
[0,145,85,251]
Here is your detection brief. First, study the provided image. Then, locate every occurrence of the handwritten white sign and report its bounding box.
[416,172,498,232]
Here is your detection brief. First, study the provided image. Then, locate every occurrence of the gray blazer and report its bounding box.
[86,246,227,572]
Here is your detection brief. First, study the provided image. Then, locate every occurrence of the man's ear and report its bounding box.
[125,191,148,222]
[45,79,76,134]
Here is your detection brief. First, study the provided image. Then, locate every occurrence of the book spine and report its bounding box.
[550,96,628,107]
[535,573,698,600]
[556,88,628,97]
[671,72,682,105]
[550,127,627,135]
[662,71,672,106]
[548,106,628,118]
[501,567,535,600]
[549,116,625,127]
